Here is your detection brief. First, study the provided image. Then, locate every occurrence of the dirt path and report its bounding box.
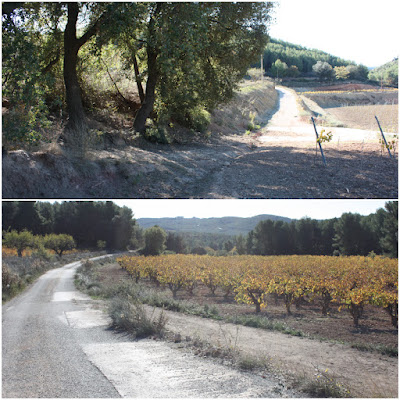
[3,87,397,199]
[151,307,398,398]
[201,87,397,198]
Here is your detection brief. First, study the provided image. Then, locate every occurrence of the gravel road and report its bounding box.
[2,258,298,398]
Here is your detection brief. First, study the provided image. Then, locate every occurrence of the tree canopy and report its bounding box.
[2,201,136,250]
[2,2,274,148]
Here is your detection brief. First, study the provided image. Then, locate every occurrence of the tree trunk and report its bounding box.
[63,2,104,150]
[133,46,158,134]
[63,3,88,142]
[132,55,145,104]
[133,6,161,134]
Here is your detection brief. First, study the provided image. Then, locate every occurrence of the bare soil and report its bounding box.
[97,261,398,398]
[314,83,385,91]
[326,104,398,132]
[2,84,397,199]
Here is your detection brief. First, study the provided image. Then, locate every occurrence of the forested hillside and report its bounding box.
[137,214,291,235]
[259,38,369,80]
[369,58,399,87]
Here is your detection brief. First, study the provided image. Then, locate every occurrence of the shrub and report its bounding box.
[108,296,167,338]
[31,245,54,261]
[2,263,24,301]
[187,107,211,133]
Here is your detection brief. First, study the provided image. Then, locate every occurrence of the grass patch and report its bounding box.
[108,295,167,339]
[237,354,268,371]
[298,369,351,398]
[226,314,306,337]
[351,342,398,357]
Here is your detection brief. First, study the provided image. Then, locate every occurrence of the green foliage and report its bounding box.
[380,201,398,258]
[333,213,371,256]
[3,230,35,257]
[166,233,187,254]
[43,233,76,257]
[369,58,398,87]
[262,38,358,76]
[270,59,288,78]
[97,240,107,250]
[316,129,333,143]
[2,4,61,148]
[149,2,273,133]
[143,226,167,256]
[144,120,170,144]
[312,61,334,81]
[3,3,274,146]
[334,66,350,80]
[2,201,135,251]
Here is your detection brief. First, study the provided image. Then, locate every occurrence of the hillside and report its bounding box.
[262,38,359,74]
[137,214,291,235]
[368,58,398,86]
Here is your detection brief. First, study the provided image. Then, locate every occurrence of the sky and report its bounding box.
[113,199,389,220]
[268,0,400,67]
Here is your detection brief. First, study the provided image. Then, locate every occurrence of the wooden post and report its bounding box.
[311,117,327,166]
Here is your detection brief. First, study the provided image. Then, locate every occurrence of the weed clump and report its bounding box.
[300,368,351,398]
[108,295,167,339]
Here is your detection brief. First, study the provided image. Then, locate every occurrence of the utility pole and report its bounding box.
[260,54,263,81]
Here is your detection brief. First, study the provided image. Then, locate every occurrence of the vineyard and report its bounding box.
[117,254,398,329]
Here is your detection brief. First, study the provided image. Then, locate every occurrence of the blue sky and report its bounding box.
[113,199,389,220]
[269,0,399,67]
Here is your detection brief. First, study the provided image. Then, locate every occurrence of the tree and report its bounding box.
[334,66,350,80]
[295,218,321,255]
[143,226,167,255]
[333,213,369,255]
[380,201,398,258]
[312,61,334,81]
[110,206,135,250]
[166,233,186,254]
[43,233,76,257]
[346,64,369,81]
[132,2,273,134]
[62,3,114,149]
[235,235,247,255]
[270,59,288,78]
[3,230,35,257]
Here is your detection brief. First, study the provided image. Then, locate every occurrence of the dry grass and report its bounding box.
[303,90,398,109]
[210,79,278,135]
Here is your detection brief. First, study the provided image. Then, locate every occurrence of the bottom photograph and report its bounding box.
[2,199,398,398]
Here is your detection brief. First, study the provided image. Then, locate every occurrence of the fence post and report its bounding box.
[311,117,327,166]
[375,115,393,159]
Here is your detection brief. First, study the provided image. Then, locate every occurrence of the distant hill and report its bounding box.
[262,38,359,74]
[137,214,291,236]
[368,58,398,87]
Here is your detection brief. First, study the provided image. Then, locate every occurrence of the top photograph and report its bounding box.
[2,1,398,199]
